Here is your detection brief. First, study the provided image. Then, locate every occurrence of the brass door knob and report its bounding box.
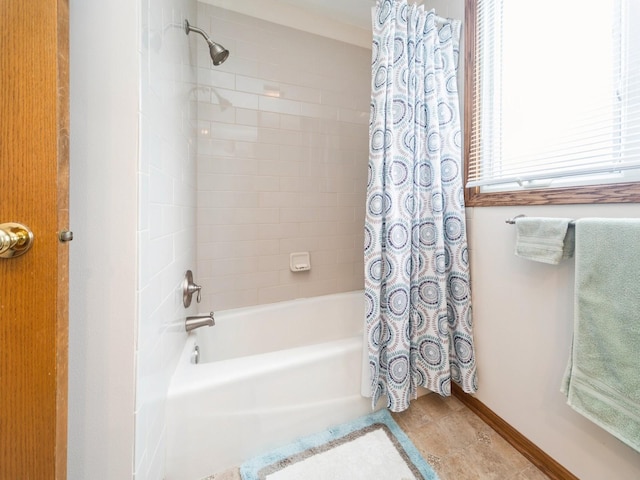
[0,223,34,258]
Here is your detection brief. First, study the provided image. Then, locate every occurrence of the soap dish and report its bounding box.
[290,252,311,272]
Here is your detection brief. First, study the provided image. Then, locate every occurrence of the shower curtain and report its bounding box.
[364,0,477,412]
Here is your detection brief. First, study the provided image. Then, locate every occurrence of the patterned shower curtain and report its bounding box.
[364,0,477,412]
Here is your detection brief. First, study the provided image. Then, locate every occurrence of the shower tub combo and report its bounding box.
[165,290,374,480]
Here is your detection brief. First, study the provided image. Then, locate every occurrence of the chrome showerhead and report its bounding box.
[208,41,229,66]
[185,19,229,66]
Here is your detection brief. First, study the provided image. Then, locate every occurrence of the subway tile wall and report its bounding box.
[136,0,197,478]
[196,4,371,311]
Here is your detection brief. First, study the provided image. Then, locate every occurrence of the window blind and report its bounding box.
[467,0,640,191]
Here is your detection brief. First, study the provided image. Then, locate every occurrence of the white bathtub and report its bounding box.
[165,290,376,480]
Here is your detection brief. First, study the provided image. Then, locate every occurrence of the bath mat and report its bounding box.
[240,409,438,480]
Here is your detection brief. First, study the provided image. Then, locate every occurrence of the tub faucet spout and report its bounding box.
[185,312,215,332]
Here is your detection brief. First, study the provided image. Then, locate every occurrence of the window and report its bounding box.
[465,0,640,205]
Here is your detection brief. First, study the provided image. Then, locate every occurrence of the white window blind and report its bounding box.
[467,0,640,191]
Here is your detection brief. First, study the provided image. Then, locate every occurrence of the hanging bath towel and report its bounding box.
[562,218,640,453]
[514,217,575,264]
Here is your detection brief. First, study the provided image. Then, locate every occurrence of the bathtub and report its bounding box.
[165,290,376,480]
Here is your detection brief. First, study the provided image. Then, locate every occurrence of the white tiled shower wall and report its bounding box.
[195,4,371,311]
[135,0,197,477]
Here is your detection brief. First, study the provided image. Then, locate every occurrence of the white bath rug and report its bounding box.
[240,409,438,480]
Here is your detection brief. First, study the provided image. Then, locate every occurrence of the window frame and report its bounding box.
[464,0,640,206]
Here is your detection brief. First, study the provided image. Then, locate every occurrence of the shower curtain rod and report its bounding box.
[370,6,452,24]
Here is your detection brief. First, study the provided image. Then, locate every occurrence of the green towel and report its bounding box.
[562,218,640,453]
[514,217,575,264]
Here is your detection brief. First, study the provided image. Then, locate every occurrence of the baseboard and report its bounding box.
[452,384,578,480]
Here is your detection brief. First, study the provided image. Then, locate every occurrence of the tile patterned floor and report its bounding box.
[391,394,549,480]
[204,394,549,480]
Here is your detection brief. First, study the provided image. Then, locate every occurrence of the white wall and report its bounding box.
[135,0,198,478]
[68,0,138,478]
[195,4,370,311]
[69,0,197,478]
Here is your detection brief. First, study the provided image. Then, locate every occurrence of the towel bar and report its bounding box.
[505,215,526,224]
[506,215,575,225]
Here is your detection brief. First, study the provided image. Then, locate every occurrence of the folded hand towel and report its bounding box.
[514,217,575,264]
[562,218,640,453]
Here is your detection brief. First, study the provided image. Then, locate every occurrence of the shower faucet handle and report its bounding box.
[182,270,202,308]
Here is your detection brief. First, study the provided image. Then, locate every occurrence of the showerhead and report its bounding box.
[208,41,229,66]
[185,19,229,66]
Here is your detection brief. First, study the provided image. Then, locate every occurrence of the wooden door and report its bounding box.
[0,1,69,478]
